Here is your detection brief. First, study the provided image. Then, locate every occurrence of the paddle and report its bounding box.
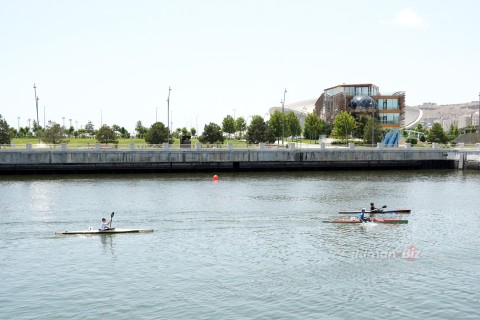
[110,212,114,228]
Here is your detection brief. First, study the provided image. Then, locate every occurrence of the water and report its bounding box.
[1,171,480,319]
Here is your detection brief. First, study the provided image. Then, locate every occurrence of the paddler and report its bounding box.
[370,202,378,212]
[359,208,369,223]
[100,217,112,231]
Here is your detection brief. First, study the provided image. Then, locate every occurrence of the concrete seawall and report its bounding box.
[0,148,468,174]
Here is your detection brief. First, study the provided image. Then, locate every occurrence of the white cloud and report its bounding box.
[391,8,427,28]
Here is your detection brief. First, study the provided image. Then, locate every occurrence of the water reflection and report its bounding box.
[100,234,115,256]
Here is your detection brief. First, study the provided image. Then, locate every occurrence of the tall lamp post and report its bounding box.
[281,88,287,146]
[33,84,40,140]
[167,86,172,141]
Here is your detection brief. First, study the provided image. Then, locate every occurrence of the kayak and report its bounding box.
[323,218,408,224]
[338,209,411,214]
[56,228,154,235]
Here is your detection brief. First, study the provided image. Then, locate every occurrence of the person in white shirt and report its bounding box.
[100,217,112,231]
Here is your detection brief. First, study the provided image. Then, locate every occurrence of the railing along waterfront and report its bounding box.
[1,142,480,151]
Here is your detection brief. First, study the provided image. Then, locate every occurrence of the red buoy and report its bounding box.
[213,175,219,181]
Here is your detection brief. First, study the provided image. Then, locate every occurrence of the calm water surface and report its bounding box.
[1,170,480,319]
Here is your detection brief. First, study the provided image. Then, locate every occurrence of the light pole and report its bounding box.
[281,88,287,146]
[33,84,39,129]
[156,107,158,123]
[196,115,199,137]
[43,106,45,129]
[167,86,172,141]
[62,117,65,128]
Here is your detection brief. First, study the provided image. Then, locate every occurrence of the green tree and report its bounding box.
[85,121,95,137]
[285,111,301,140]
[355,114,370,139]
[198,122,225,144]
[0,114,12,144]
[135,121,148,138]
[235,117,246,138]
[363,116,383,145]
[332,111,356,142]
[247,115,273,144]
[96,125,118,144]
[222,115,236,138]
[304,112,328,142]
[190,127,196,137]
[41,121,66,144]
[268,110,284,144]
[428,123,448,143]
[415,123,427,133]
[447,124,460,141]
[145,122,169,144]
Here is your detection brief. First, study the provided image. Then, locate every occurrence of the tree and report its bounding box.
[428,123,448,143]
[41,121,66,144]
[363,116,383,145]
[190,127,196,137]
[145,122,169,144]
[304,112,328,142]
[198,122,225,144]
[285,111,301,141]
[247,115,273,144]
[0,114,12,144]
[85,121,95,137]
[447,124,460,141]
[235,117,246,138]
[96,125,118,144]
[332,111,356,142]
[268,110,284,143]
[222,115,236,138]
[135,121,148,138]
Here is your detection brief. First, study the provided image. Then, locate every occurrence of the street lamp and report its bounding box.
[167,86,172,141]
[17,117,20,130]
[281,88,287,146]
[33,84,39,130]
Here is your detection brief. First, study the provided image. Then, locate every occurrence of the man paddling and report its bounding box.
[100,217,113,231]
[359,208,370,223]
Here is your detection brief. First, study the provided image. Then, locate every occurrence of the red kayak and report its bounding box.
[323,218,408,224]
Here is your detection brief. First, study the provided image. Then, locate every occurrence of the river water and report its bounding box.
[1,170,479,319]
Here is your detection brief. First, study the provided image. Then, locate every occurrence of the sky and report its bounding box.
[1,0,479,134]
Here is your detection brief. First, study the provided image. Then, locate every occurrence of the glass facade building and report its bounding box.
[314,83,405,129]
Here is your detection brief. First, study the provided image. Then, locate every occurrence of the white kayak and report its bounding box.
[56,228,154,235]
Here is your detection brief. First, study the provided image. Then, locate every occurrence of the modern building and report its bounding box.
[314,83,406,129]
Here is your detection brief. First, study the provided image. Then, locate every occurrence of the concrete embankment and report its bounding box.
[0,148,467,174]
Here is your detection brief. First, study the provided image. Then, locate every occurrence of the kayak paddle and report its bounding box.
[110,212,114,228]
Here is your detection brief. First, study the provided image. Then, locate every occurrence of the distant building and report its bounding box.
[472,111,479,128]
[458,114,472,129]
[314,83,406,129]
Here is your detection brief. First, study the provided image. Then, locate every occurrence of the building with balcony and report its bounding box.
[313,83,406,129]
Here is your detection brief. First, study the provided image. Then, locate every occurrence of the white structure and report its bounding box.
[268,99,316,128]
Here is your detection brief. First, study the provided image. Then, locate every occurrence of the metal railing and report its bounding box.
[1,142,480,151]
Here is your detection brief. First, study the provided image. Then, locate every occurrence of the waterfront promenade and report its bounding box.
[1,142,479,173]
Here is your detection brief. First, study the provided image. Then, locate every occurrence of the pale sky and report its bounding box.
[1,0,479,134]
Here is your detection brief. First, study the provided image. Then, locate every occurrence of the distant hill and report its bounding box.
[413,101,479,123]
